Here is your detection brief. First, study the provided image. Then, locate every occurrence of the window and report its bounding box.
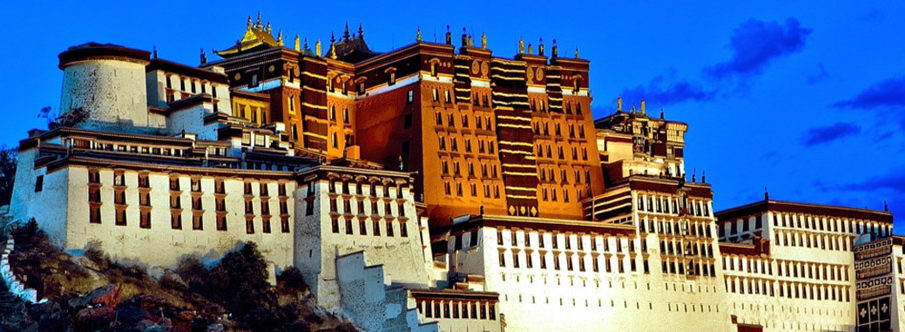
[140,211,151,229]
[263,218,271,233]
[432,89,439,102]
[250,74,258,88]
[115,209,127,226]
[247,218,256,234]
[444,90,451,103]
[34,175,43,192]
[329,106,336,121]
[407,90,414,104]
[171,213,182,229]
[404,113,412,129]
[90,206,101,224]
[343,108,350,124]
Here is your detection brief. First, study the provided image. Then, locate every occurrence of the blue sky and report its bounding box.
[1,1,903,226]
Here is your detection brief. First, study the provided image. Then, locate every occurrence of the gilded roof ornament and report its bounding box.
[481,33,487,49]
[247,16,252,29]
[518,39,525,54]
[416,26,422,42]
[445,25,452,45]
[640,99,646,114]
[617,96,622,111]
[358,24,364,39]
[316,39,322,57]
[294,35,300,51]
[256,12,262,30]
[266,22,272,34]
[538,38,544,56]
[575,46,580,59]
[527,43,533,55]
[551,39,558,58]
[277,30,283,46]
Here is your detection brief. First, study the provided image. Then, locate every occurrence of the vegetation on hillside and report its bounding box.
[0,220,356,331]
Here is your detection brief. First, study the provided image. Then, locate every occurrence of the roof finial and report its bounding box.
[304,37,309,50]
[640,99,646,114]
[538,37,545,56]
[527,43,533,55]
[416,26,422,42]
[481,33,487,49]
[701,170,706,183]
[692,168,696,182]
[518,38,525,54]
[551,39,558,58]
[266,22,272,34]
[445,25,452,45]
[343,22,350,41]
[256,12,262,30]
[329,34,337,59]
[617,96,622,111]
[315,39,322,57]
[247,16,252,29]
[358,24,364,39]
[884,200,889,212]
[660,107,664,119]
[277,30,283,46]
[575,46,580,59]
[152,45,158,59]
[294,35,300,51]
[461,27,468,48]
[330,32,335,44]
[764,186,769,201]
[200,48,207,64]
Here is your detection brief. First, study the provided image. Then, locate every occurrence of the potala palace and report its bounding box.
[6,16,900,331]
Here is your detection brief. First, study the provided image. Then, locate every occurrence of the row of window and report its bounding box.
[494,230,642,254]
[637,194,711,217]
[71,138,189,157]
[328,197,406,217]
[434,111,494,130]
[723,256,850,282]
[88,204,290,234]
[770,212,890,237]
[327,105,351,124]
[329,216,409,238]
[639,218,713,238]
[440,159,498,178]
[324,180,406,199]
[498,250,650,274]
[773,231,852,251]
[725,277,851,302]
[532,120,586,139]
[442,181,501,199]
[437,136,496,155]
[661,258,717,277]
[417,299,495,320]
[534,143,589,162]
[659,239,715,258]
[538,186,592,203]
[538,167,591,184]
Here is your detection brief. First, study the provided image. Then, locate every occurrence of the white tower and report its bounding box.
[58,43,150,131]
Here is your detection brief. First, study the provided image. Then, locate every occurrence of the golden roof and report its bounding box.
[215,14,282,58]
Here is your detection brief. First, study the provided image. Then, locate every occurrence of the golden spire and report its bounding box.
[575,46,580,59]
[481,33,487,49]
[315,39,322,57]
[416,26,422,42]
[527,43,533,55]
[294,35,300,51]
[538,38,544,56]
[640,99,646,114]
[617,96,622,112]
[518,38,525,54]
[468,35,474,47]
[552,39,558,58]
[256,12,262,30]
[266,22,272,34]
[247,16,252,29]
[330,42,337,59]
[445,25,452,45]
[277,30,283,46]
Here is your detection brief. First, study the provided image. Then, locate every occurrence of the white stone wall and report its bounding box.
[294,177,430,310]
[448,225,734,332]
[166,103,219,141]
[60,59,149,131]
[8,149,71,247]
[13,162,296,269]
